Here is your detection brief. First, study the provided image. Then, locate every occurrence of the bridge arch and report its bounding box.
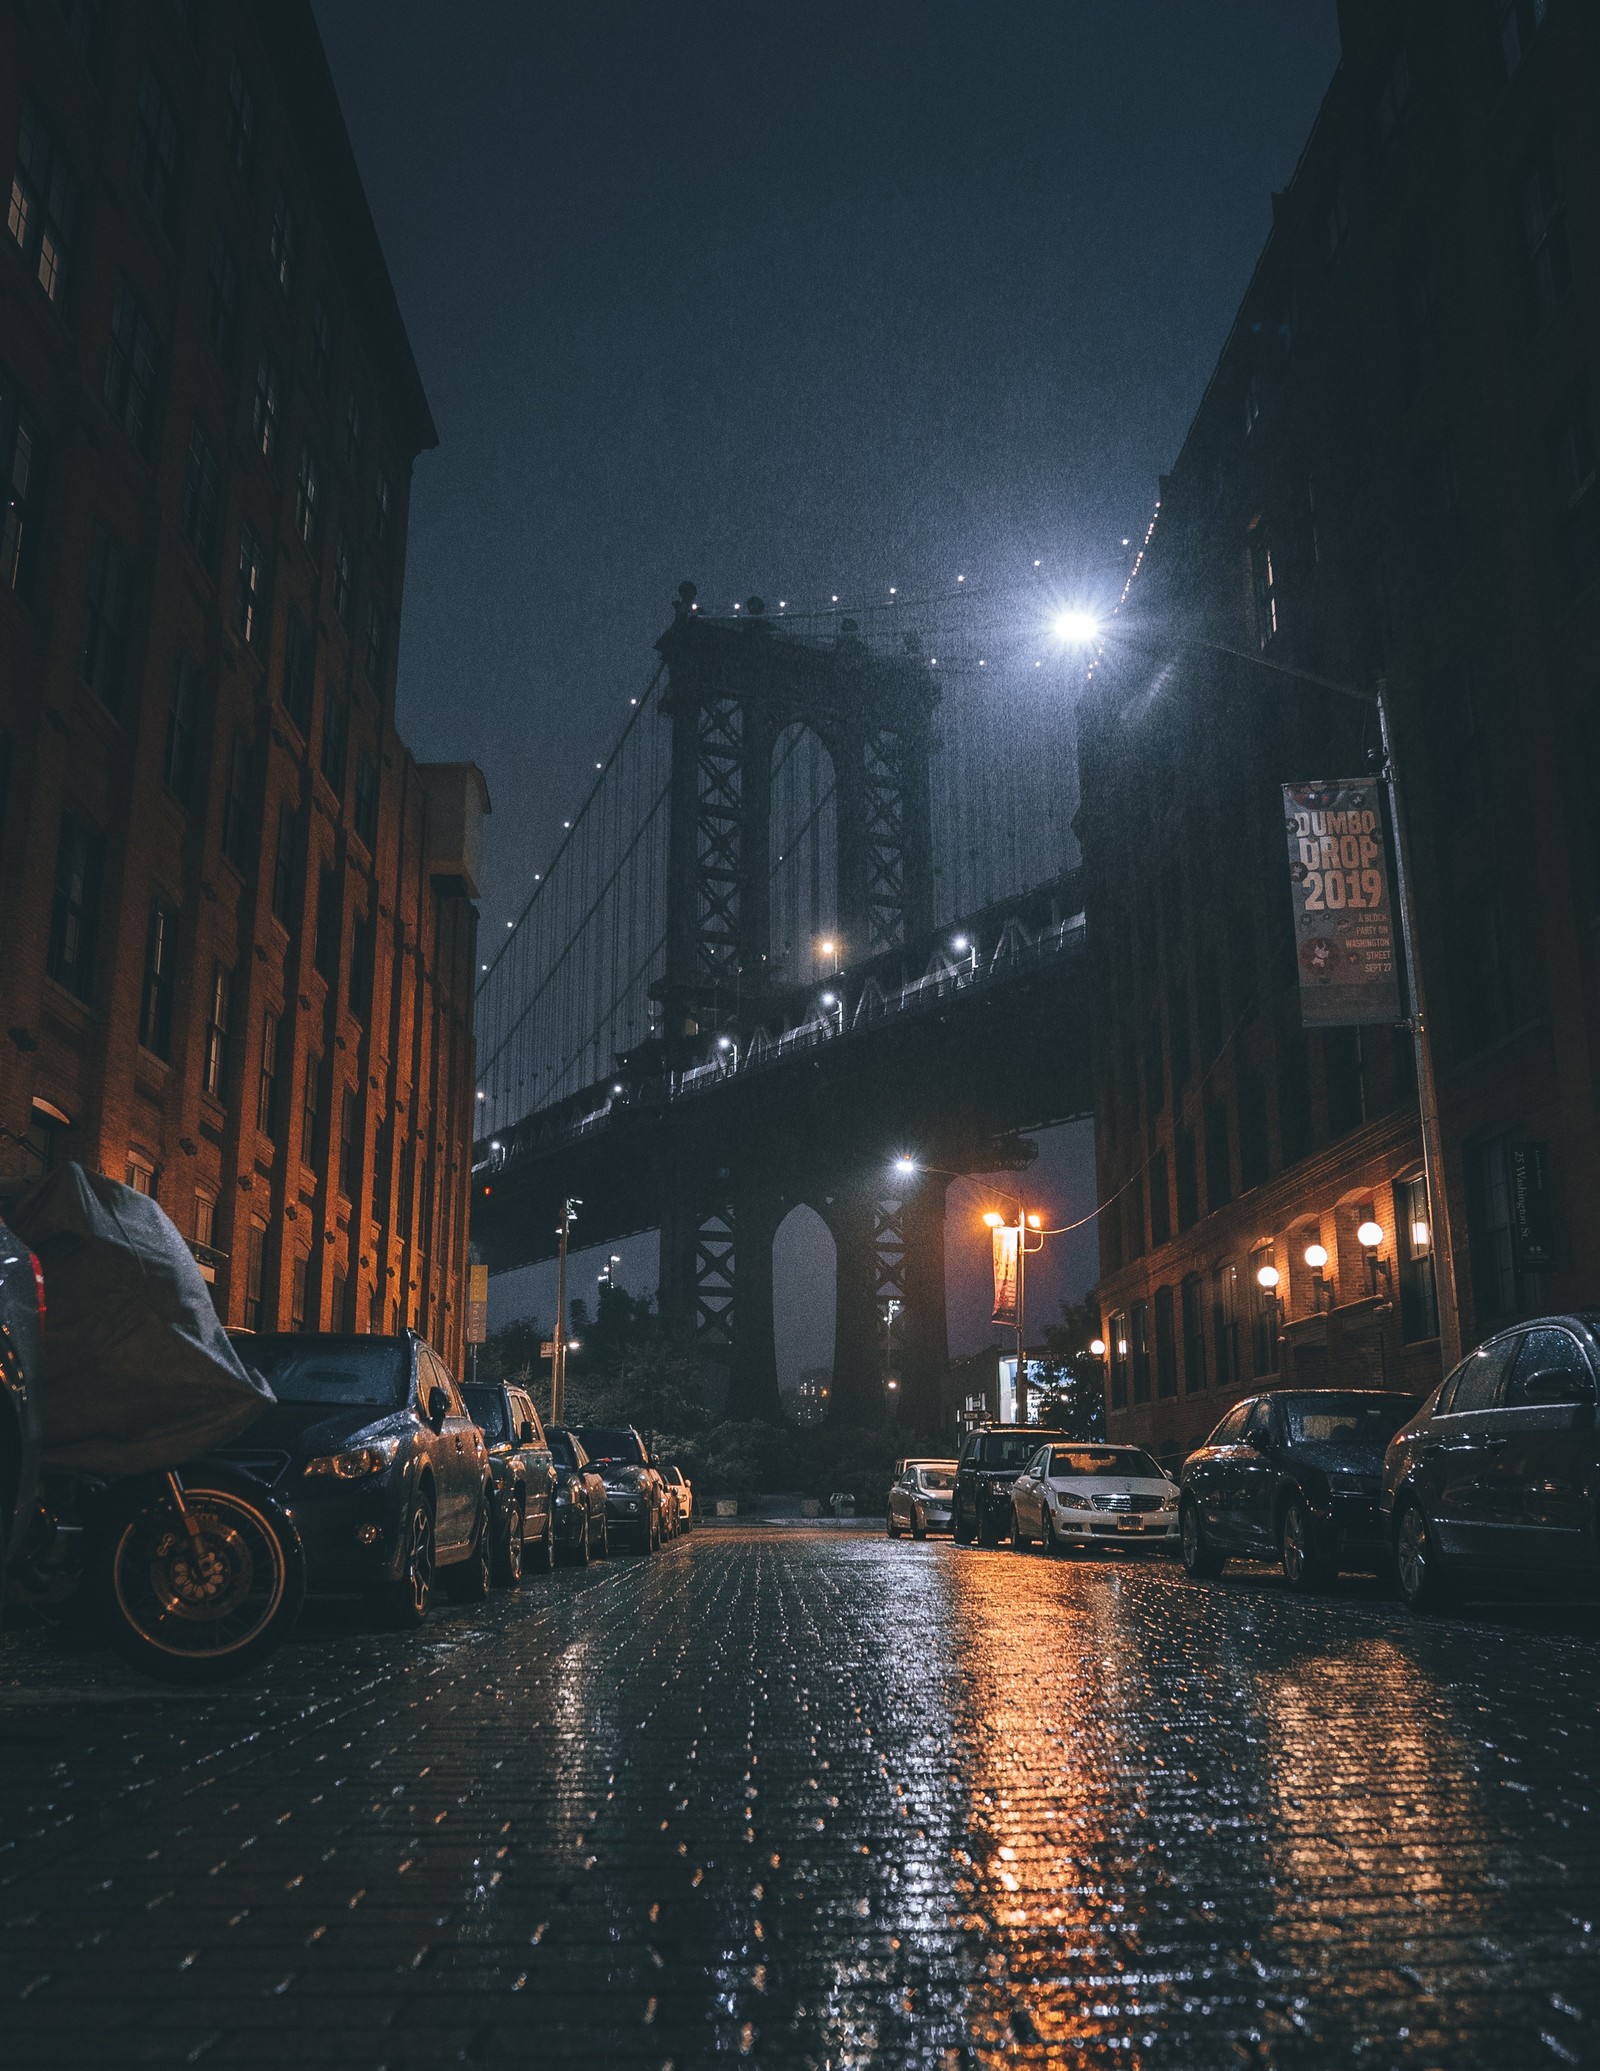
[772,1200,836,1409]
[768,723,839,988]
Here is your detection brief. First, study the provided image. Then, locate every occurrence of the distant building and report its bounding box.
[0,0,484,1365]
[1079,0,1600,1455]
[792,1368,832,1426]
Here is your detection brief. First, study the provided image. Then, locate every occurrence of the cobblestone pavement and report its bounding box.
[2,1526,1598,2069]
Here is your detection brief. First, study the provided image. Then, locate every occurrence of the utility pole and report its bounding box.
[1014,1204,1028,1426]
[551,1196,578,1425]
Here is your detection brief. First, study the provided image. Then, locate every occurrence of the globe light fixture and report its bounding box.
[1257,1263,1280,1289]
[1357,1220,1384,1250]
[1304,1243,1329,1271]
[1089,1337,1107,1358]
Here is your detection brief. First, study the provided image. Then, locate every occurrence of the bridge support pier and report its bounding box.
[821,1185,887,1429]
[658,1155,783,1423]
[899,1175,950,1438]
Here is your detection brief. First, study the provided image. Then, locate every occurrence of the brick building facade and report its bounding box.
[1079,0,1600,1461]
[0,0,485,1368]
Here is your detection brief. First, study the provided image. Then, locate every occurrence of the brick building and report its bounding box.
[0,0,485,1367]
[1079,0,1600,1461]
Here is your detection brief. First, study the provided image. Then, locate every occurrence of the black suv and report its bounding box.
[953,1424,1067,1547]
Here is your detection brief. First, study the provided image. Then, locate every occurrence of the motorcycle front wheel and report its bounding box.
[98,1469,306,1683]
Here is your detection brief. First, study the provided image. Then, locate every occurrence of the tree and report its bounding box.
[1036,1298,1107,1438]
[477,1316,545,1388]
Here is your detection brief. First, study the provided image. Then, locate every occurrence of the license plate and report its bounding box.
[1117,1517,1141,1530]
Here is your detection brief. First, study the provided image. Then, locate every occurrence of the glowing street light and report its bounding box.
[1051,607,1101,646]
[1089,1337,1107,1358]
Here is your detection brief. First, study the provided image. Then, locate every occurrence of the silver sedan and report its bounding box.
[887,1460,958,1539]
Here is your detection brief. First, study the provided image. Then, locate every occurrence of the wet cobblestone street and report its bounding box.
[3,1526,1599,2069]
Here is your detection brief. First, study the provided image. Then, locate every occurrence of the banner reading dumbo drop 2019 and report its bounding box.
[1283,779,1402,1027]
[991,1223,1018,1327]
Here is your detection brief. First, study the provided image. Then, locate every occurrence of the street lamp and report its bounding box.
[1090,621,1461,1367]
[902,1158,1045,1422]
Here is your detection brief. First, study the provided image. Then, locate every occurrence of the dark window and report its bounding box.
[372,1117,392,1224]
[1239,1068,1269,1192]
[375,471,392,545]
[205,226,238,361]
[1130,1300,1151,1404]
[46,812,102,1000]
[348,910,373,1019]
[332,531,352,623]
[225,59,255,182]
[290,1252,309,1332]
[1324,1028,1365,1135]
[1211,1262,1239,1391]
[242,1220,266,1330]
[1174,1124,1198,1231]
[252,350,280,464]
[1455,886,1515,1054]
[344,390,362,464]
[354,749,378,848]
[295,444,321,552]
[310,299,333,392]
[301,1052,322,1171]
[282,608,313,733]
[133,66,182,239]
[1395,1172,1439,1342]
[0,373,43,596]
[8,98,78,304]
[257,1009,282,1137]
[1277,1024,1312,1168]
[339,1086,359,1198]
[235,523,267,645]
[163,651,199,801]
[271,802,297,925]
[103,278,161,456]
[1149,1148,1170,1248]
[138,900,178,1058]
[1251,532,1279,646]
[82,521,133,711]
[331,1267,349,1332]
[314,867,340,980]
[364,600,386,684]
[203,962,231,1099]
[1550,388,1599,598]
[269,188,296,296]
[320,688,348,794]
[1203,1094,1231,1210]
[1154,1285,1177,1399]
[1467,1135,1545,1329]
[220,728,252,868]
[1518,144,1570,325]
[1181,1273,1206,1394]
[1126,1172,1145,1261]
[180,420,221,561]
[1108,1311,1128,1410]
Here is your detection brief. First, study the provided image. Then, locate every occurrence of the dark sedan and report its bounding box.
[463,1382,556,1584]
[1383,1315,1600,1612]
[1180,1389,1421,1589]
[224,1332,491,1626]
[571,1423,666,1552]
[0,1213,45,1610]
[548,1425,609,1562]
[952,1425,1068,1547]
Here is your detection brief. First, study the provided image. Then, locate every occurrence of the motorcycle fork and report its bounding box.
[166,1471,207,1550]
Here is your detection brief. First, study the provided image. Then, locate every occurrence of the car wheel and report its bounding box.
[443,1508,493,1603]
[976,1506,1000,1549]
[912,1511,927,1541]
[887,1510,901,1538]
[1044,1507,1064,1553]
[1394,1498,1453,1612]
[1279,1494,1329,1592]
[493,1499,524,1589]
[1012,1505,1032,1551]
[370,1492,436,1629]
[952,1499,973,1546]
[1179,1496,1225,1580]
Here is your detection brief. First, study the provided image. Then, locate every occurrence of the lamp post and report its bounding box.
[551,1195,579,1425]
[1065,618,1462,1369]
[896,1158,1046,1421]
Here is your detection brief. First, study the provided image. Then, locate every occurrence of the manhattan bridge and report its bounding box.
[470,579,1096,1424]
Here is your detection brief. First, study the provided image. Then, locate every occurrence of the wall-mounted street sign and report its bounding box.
[1283,779,1402,1027]
[466,1263,489,1344]
[1508,1141,1555,1271]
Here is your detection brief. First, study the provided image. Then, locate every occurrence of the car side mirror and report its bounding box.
[519,1422,536,1445]
[426,1390,449,1431]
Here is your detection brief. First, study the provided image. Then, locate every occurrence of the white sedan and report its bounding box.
[1009,1442,1179,1553]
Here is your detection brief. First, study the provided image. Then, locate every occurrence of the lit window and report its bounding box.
[0,373,42,595]
[8,99,78,304]
[203,963,231,1099]
[125,1153,156,1196]
[234,523,267,646]
[1250,533,1279,646]
[138,899,178,1058]
[257,1009,281,1137]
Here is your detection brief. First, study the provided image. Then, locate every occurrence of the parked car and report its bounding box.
[548,1424,609,1562]
[887,1459,956,1538]
[224,1332,492,1626]
[1180,1388,1421,1589]
[463,1381,556,1585]
[1009,1442,1177,1553]
[571,1423,667,1552]
[952,1425,1067,1546]
[0,1213,46,1613]
[1383,1316,1600,1611]
[660,1463,694,1534]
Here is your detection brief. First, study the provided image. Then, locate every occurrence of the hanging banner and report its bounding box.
[991,1224,1018,1327]
[1283,779,1402,1027]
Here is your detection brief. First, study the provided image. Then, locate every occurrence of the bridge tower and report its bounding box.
[654,585,944,1424]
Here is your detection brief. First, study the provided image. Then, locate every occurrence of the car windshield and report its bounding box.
[975,1433,1045,1469]
[463,1387,508,1440]
[916,1468,955,1491]
[238,1336,409,1409]
[574,1426,645,1467]
[1050,1447,1163,1480]
[1280,1393,1421,1446]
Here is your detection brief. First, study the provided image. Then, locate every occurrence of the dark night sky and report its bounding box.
[311,0,1342,1367]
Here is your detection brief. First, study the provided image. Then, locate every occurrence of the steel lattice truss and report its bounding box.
[693,697,744,981]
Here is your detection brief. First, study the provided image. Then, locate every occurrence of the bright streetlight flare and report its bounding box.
[1051,607,1101,646]
[893,1156,917,1176]
[982,1211,1005,1229]
[1089,1337,1106,1358]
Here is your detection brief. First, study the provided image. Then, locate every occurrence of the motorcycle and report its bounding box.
[15,1460,305,1683]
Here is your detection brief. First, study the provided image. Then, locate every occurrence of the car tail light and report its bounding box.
[28,1248,45,1325]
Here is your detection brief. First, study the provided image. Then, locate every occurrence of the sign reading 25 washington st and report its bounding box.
[1282,779,1402,1027]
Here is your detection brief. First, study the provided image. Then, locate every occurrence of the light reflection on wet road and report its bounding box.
[2,1527,1597,2067]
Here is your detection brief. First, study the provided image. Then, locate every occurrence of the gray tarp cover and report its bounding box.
[9,1163,274,1476]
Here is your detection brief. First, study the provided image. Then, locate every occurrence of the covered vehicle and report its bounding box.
[1180,1389,1421,1589]
[887,1459,956,1538]
[221,1332,491,1626]
[1009,1442,1177,1553]
[953,1425,1068,1546]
